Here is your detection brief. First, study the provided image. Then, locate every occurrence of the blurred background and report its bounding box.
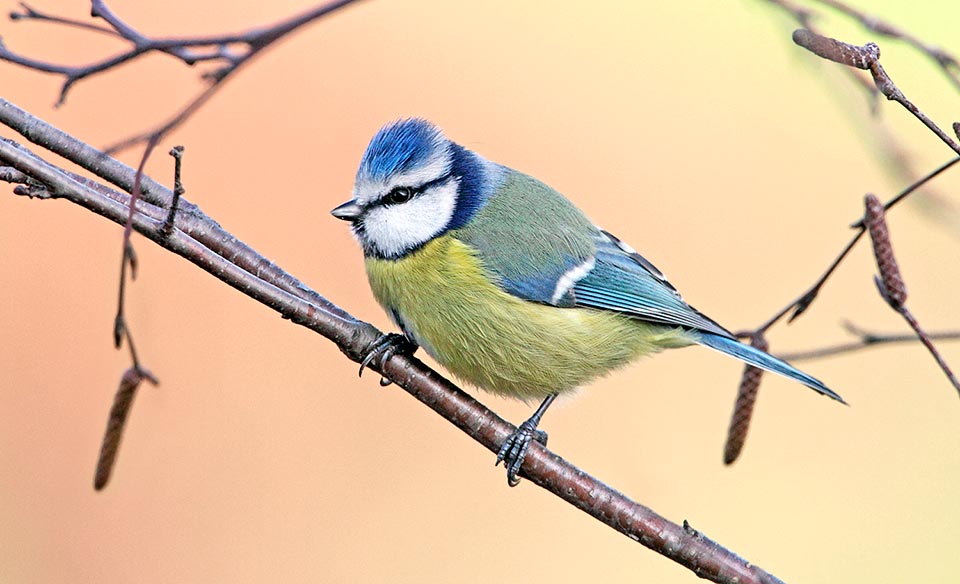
[1,1,958,582]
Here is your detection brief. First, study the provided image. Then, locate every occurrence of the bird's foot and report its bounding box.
[496,420,548,487]
[358,333,416,386]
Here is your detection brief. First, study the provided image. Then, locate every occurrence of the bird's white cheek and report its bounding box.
[362,181,458,258]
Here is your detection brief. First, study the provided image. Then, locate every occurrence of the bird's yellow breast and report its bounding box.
[365,234,693,399]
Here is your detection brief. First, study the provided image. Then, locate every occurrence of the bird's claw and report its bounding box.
[358,333,416,385]
[496,420,548,487]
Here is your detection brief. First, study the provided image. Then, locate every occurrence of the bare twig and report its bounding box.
[3,0,365,112]
[112,133,158,364]
[897,308,960,396]
[779,322,960,361]
[856,157,960,224]
[0,98,786,584]
[793,29,960,158]
[754,156,960,333]
[163,145,185,235]
[11,2,120,37]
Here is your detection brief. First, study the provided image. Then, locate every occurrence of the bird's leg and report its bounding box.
[496,393,558,487]
[358,333,417,386]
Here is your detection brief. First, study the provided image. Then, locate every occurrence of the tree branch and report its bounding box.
[0,96,788,584]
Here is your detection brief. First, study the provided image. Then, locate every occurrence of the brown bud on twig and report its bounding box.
[792,29,880,69]
[125,241,138,280]
[113,314,125,349]
[723,334,768,465]
[94,367,159,490]
[864,194,907,308]
[953,122,960,142]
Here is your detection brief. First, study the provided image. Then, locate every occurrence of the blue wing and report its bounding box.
[461,217,734,337]
[571,230,735,338]
[570,231,843,401]
[464,219,844,402]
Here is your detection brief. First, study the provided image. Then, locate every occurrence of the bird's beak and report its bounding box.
[330,200,362,222]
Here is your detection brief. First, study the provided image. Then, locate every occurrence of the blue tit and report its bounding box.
[332,118,844,486]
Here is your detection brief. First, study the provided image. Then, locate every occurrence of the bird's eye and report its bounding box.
[384,186,415,205]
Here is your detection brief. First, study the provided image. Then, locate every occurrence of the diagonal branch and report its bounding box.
[751,155,959,334]
[0,96,786,584]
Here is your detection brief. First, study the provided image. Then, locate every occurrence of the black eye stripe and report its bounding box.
[378,173,453,206]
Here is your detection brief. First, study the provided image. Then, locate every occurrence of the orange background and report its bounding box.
[2,1,959,582]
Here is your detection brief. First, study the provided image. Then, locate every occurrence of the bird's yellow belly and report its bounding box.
[365,235,693,400]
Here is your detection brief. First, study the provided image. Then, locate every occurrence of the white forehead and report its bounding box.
[353,147,452,205]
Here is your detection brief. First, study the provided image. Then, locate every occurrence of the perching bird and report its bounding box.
[332,119,844,486]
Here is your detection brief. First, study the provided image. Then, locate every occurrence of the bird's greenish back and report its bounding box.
[452,169,597,295]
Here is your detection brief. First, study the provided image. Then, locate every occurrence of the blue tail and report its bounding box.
[697,332,846,404]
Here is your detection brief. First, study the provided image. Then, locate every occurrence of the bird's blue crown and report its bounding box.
[357,118,447,183]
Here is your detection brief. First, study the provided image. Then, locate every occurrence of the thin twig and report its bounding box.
[3,0,365,163]
[162,146,185,235]
[780,322,960,361]
[897,308,960,395]
[754,156,959,333]
[11,2,120,37]
[853,157,960,227]
[792,29,960,156]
